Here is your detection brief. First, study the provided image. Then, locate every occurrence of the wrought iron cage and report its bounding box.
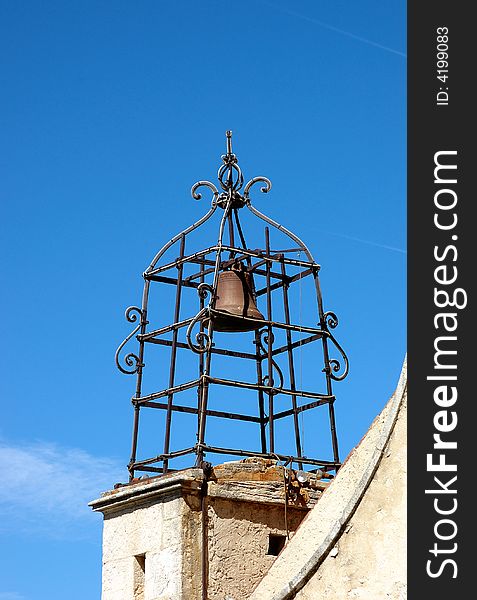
[116,131,349,480]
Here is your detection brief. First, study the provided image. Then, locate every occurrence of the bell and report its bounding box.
[206,263,265,332]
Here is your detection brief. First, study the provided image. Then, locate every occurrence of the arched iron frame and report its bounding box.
[116,132,349,480]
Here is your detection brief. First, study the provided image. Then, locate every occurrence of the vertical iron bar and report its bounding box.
[197,198,232,464]
[236,206,267,452]
[197,262,205,438]
[245,188,342,463]
[196,323,214,465]
[163,234,186,473]
[280,257,303,468]
[254,329,268,453]
[198,264,205,369]
[227,212,235,259]
[128,406,140,480]
[233,208,248,257]
[128,281,150,480]
[314,271,340,465]
[328,398,339,466]
[265,227,275,453]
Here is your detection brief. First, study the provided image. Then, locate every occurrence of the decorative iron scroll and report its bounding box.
[115,307,144,375]
[326,333,350,381]
[186,283,213,354]
[323,311,339,330]
[191,180,219,203]
[257,328,285,390]
[243,176,272,199]
[320,311,349,380]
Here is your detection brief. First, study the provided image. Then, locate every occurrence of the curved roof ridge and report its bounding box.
[249,357,407,600]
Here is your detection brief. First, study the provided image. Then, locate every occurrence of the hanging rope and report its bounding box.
[272,453,291,540]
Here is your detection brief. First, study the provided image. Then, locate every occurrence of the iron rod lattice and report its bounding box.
[116,132,349,480]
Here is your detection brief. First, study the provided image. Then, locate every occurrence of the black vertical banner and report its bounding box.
[408,2,472,598]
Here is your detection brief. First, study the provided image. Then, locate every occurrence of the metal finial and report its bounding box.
[226,130,233,155]
[218,130,243,194]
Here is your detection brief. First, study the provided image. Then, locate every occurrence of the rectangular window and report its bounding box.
[267,533,286,556]
[134,554,146,600]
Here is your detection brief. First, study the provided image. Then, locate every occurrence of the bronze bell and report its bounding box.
[206,263,265,332]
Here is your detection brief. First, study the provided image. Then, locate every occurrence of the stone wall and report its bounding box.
[250,360,407,600]
[207,496,303,599]
[90,459,327,599]
[295,392,406,599]
[93,472,203,600]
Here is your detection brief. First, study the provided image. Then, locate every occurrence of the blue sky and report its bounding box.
[0,1,406,598]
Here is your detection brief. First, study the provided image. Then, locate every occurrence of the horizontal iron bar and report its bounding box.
[248,253,281,272]
[270,247,304,254]
[131,447,340,472]
[144,337,257,360]
[146,275,200,289]
[140,313,326,344]
[252,267,287,281]
[139,317,194,341]
[132,446,196,467]
[219,245,320,270]
[189,258,216,267]
[273,398,333,420]
[199,444,339,468]
[135,379,200,404]
[188,254,286,282]
[288,267,315,284]
[147,245,320,276]
[135,376,332,408]
[255,267,315,297]
[133,465,164,473]
[209,310,328,337]
[147,247,218,276]
[204,374,333,401]
[184,253,267,283]
[140,400,263,423]
[271,333,323,357]
[132,463,336,477]
[255,279,287,297]
[184,265,217,283]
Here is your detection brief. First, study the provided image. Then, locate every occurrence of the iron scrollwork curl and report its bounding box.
[326,333,349,381]
[115,306,144,375]
[257,327,275,352]
[257,328,285,390]
[197,282,214,300]
[191,180,219,205]
[218,160,244,192]
[323,311,339,329]
[243,176,272,200]
[186,283,214,354]
[321,310,349,381]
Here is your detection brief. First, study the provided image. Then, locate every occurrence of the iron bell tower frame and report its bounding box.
[116,132,349,480]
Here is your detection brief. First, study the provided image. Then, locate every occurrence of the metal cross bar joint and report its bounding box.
[115,131,349,481]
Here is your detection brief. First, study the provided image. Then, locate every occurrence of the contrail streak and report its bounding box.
[260,1,407,58]
[326,231,406,254]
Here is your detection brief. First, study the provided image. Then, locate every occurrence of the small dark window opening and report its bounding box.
[267,533,287,556]
[134,554,146,600]
[135,554,146,573]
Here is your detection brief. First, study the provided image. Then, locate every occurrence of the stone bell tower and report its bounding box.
[90,132,349,599]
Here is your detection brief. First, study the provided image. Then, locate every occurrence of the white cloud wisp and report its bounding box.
[0,440,124,538]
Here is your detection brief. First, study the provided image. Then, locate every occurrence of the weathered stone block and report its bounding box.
[90,459,323,599]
